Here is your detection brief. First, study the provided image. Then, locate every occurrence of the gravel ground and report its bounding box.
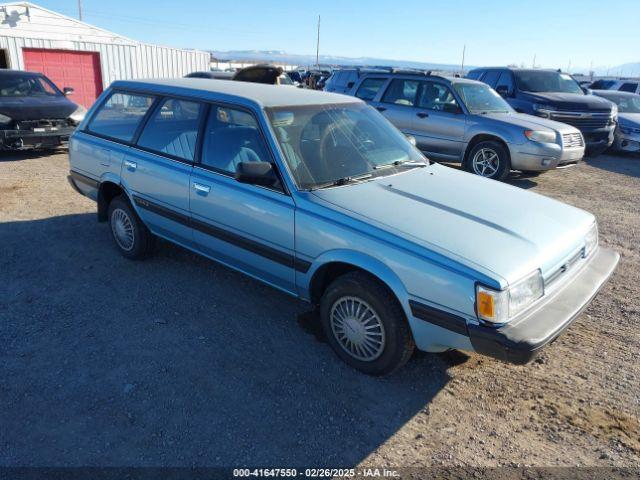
[0,151,638,469]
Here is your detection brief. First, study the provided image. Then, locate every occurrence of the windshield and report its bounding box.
[514,70,583,94]
[266,103,427,189]
[453,83,513,114]
[0,74,61,97]
[600,94,640,113]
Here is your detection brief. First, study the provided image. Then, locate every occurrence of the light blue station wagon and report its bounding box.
[68,79,619,375]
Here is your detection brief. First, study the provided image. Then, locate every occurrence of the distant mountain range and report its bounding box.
[591,62,640,77]
[210,50,640,78]
[210,50,471,71]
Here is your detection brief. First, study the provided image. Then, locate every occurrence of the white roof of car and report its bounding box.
[112,78,362,108]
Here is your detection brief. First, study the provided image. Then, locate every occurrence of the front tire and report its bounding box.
[319,271,415,375]
[108,195,155,259]
[465,141,511,181]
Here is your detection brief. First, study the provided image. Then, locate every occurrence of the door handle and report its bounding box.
[124,160,137,171]
[416,112,429,118]
[193,182,211,194]
[376,106,387,112]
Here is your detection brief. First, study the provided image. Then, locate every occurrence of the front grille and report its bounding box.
[549,111,612,130]
[545,248,585,286]
[561,132,584,148]
[16,118,70,130]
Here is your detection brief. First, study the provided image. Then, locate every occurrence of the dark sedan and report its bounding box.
[0,70,85,149]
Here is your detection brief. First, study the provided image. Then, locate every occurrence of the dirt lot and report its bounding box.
[0,150,638,470]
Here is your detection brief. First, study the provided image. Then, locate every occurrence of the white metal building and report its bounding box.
[0,2,209,106]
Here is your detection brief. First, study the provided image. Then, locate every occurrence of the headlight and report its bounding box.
[476,270,544,324]
[524,129,557,144]
[584,222,598,258]
[69,105,87,125]
[0,113,12,124]
[533,104,557,117]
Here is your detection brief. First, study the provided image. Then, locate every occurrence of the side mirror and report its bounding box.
[63,87,74,96]
[581,87,593,95]
[404,134,417,146]
[346,81,355,89]
[235,161,277,187]
[495,85,510,98]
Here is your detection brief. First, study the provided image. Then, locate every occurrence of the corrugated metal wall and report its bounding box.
[0,35,209,85]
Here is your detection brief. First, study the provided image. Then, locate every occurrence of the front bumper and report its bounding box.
[0,125,76,148]
[613,131,640,152]
[510,142,584,171]
[468,246,619,364]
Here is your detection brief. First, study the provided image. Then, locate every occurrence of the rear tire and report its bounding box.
[319,271,415,375]
[465,141,511,181]
[107,195,155,260]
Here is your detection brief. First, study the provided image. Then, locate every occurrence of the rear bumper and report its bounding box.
[468,246,619,364]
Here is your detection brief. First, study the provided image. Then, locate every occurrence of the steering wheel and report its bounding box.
[319,123,371,179]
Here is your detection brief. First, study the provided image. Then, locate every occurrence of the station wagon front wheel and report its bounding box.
[108,195,155,260]
[320,271,415,375]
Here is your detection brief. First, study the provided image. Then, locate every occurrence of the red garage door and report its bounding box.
[23,48,103,108]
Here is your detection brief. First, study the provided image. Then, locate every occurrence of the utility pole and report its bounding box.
[315,15,320,69]
[567,60,571,73]
[532,54,536,68]
[77,0,83,21]
[460,44,466,74]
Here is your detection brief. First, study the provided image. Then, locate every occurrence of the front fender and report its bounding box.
[300,248,410,311]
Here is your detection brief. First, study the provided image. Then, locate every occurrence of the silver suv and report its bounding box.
[348,72,585,180]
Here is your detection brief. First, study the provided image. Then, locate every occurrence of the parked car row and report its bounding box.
[66,78,619,374]
[344,70,588,180]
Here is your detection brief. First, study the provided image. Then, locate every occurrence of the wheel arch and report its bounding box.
[463,134,511,167]
[97,180,125,222]
[306,251,410,313]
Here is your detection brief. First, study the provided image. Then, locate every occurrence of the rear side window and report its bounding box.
[619,83,638,93]
[88,92,155,142]
[590,79,615,89]
[382,79,419,106]
[466,70,483,80]
[200,105,271,176]
[481,70,501,88]
[355,78,387,100]
[136,98,205,161]
[495,71,514,93]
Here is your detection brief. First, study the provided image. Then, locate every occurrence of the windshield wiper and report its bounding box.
[311,172,374,190]
[374,160,428,170]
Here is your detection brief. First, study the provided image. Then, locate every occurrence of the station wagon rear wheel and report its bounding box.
[466,141,510,181]
[320,271,415,375]
[108,195,155,260]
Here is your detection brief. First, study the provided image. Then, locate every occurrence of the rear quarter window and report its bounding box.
[88,91,155,142]
[466,70,483,80]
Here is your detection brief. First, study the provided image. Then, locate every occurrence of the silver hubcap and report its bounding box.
[111,208,135,251]
[330,296,386,361]
[472,148,500,177]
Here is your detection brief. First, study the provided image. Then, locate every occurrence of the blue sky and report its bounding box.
[36,0,639,71]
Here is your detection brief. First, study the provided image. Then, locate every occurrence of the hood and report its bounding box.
[521,91,614,112]
[618,113,640,128]
[481,111,578,132]
[311,164,595,286]
[0,95,78,121]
